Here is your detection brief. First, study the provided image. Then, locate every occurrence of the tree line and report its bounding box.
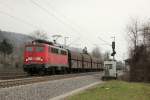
[127,18,150,82]
[0,39,13,66]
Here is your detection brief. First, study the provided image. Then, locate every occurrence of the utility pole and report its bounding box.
[64,37,69,48]
[52,34,62,44]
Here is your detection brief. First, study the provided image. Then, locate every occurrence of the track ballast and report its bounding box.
[0,72,101,88]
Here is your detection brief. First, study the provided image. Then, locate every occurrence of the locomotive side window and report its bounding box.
[61,50,67,55]
[51,48,59,54]
[35,47,44,52]
[26,47,33,52]
[48,46,51,52]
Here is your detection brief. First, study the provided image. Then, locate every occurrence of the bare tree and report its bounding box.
[0,39,13,65]
[103,51,110,61]
[141,21,150,46]
[91,47,102,59]
[126,18,141,49]
[31,30,48,40]
[127,18,150,82]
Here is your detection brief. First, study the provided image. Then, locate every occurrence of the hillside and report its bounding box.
[0,30,32,46]
[0,30,33,75]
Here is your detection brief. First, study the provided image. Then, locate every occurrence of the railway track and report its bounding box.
[0,74,28,80]
[0,72,101,88]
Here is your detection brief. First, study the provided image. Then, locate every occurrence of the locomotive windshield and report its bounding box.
[26,47,33,52]
[26,46,44,52]
[35,47,44,52]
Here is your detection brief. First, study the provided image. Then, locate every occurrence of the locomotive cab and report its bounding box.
[23,44,48,74]
[24,45,46,64]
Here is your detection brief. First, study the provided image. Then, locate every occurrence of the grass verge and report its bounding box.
[67,80,150,100]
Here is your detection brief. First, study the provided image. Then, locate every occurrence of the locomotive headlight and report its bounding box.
[25,57,32,62]
[25,58,28,62]
[40,57,43,61]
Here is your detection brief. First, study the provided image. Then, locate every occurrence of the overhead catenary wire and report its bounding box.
[98,36,111,46]
[40,0,101,48]
[0,2,41,30]
[37,0,122,60]
[36,0,89,47]
[67,37,81,46]
[0,0,82,47]
[31,0,101,48]
[37,0,85,36]
[29,0,83,37]
[0,0,105,51]
[30,0,80,45]
[29,0,102,48]
[0,10,40,29]
[29,0,92,49]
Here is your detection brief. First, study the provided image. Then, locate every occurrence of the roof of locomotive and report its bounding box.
[25,39,68,51]
[32,39,54,45]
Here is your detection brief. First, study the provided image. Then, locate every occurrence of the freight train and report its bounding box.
[23,39,103,75]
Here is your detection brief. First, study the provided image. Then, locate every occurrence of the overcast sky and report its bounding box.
[0,0,150,60]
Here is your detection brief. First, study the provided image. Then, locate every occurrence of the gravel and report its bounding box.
[0,73,102,100]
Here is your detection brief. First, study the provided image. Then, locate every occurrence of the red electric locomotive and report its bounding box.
[23,40,68,75]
